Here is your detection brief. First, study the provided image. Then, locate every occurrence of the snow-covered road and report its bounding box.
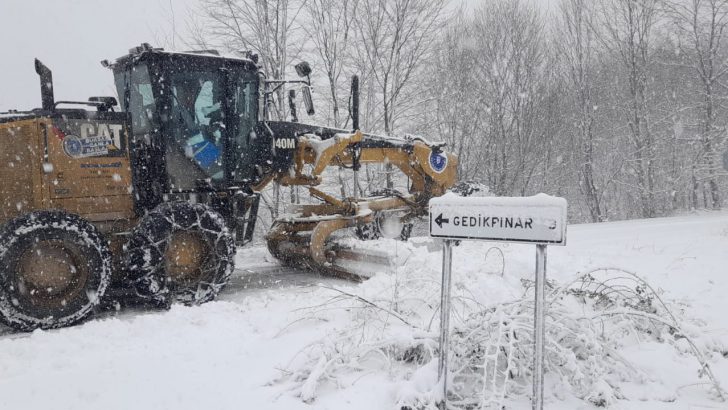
[0,248,359,410]
[0,212,727,409]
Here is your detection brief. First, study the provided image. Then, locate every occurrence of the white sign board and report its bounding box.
[429,193,567,245]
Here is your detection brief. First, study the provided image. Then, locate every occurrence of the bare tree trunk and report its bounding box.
[471,0,548,197]
[598,0,660,218]
[668,0,728,210]
[559,0,606,221]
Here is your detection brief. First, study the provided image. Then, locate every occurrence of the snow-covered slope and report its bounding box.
[0,212,726,409]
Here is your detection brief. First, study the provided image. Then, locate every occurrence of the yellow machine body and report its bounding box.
[0,117,134,224]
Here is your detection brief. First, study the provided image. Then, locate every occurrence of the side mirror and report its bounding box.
[88,96,118,112]
[301,85,315,116]
[295,61,312,78]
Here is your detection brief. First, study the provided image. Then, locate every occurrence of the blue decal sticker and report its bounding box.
[63,134,112,158]
[429,151,448,173]
[63,136,84,158]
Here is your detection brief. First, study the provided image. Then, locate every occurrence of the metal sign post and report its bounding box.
[533,244,547,410]
[429,194,567,410]
[437,239,454,410]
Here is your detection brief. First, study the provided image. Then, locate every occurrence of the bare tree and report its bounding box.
[199,0,305,116]
[558,0,608,221]
[429,10,486,181]
[668,0,728,209]
[304,0,358,128]
[471,0,551,196]
[300,0,360,198]
[353,0,445,135]
[352,0,446,189]
[597,0,662,218]
[184,10,215,50]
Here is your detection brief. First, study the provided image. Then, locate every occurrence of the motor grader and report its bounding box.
[0,43,457,331]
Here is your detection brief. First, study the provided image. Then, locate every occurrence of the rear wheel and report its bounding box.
[0,210,111,331]
[124,202,234,305]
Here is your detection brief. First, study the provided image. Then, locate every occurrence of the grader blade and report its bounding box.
[265,213,414,281]
[326,240,413,280]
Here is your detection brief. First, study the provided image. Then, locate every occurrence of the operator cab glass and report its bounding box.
[112,51,259,192]
[113,65,155,135]
[167,70,225,182]
[230,70,258,183]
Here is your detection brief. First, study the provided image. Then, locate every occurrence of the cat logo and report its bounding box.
[60,122,124,159]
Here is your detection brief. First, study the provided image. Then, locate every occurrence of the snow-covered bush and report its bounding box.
[276,243,725,408]
[449,268,725,408]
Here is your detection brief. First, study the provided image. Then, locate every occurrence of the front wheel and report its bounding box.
[124,202,235,306]
[355,211,413,242]
[0,210,112,331]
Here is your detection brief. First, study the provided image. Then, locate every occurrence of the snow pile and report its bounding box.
[277,227,728,408]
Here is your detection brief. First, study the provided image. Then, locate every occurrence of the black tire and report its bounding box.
[355,213,413,242]
[399,221,413,241]
[266,222,289,263]
[124,201,234,306]
[0,210,112,331]
[354,189,413,241]
[354,219,381,241]
[266,221,308,268]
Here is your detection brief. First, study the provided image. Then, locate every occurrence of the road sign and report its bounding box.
[429,193,567,245]
[430,193,568,410]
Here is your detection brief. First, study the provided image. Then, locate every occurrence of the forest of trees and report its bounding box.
[165,0,728,223]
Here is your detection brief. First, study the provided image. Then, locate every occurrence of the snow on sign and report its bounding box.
[429,193,567,245]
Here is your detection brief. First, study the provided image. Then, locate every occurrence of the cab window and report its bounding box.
[114,65,155,135]
[167,71,225,181]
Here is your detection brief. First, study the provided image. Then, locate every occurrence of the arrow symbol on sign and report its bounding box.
[435,213,450,228]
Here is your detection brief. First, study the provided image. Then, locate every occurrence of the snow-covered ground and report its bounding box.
[0,212,727,409]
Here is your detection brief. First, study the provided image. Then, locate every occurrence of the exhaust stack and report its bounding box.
[351,75,359,131]
[34,59,54,111]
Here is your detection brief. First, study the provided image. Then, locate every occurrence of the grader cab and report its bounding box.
[0,44,457,331]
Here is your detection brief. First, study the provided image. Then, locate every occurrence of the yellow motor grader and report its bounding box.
[0,43,457,331]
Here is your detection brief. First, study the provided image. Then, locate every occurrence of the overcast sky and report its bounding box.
[0,0,194,111]
[0,0,557,112]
